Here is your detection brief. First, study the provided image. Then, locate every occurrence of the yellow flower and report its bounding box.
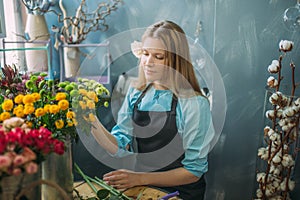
[79,101,87,109]
[87,91,96,100]
[66,111,76,119]
[58,99,69,111]
[0,112,11,121]
[31,93,41,101]
[56,92,67,101]
[44,104,51,113]
[13,107,25,118]
[23,94,35,104]
[79,89,87,96]
[94,96,99,103]
[72,118,78,126]
[2,99,14,111]
[86,100,95,109]
[26,121,33,128]
[88,113,96,122]
[35,108,45,117]
[23,105,35,115]
[67,120,74,127]
[49,105,60,114]
[14,94,24,104]
[55,119,64,129]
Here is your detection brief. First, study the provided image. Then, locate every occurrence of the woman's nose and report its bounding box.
[145,55,154,65]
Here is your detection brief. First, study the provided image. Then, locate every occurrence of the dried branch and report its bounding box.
[58,0,123,44]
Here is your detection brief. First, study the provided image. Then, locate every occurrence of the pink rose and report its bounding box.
[13,155,26,166]
[25,162,38,174]
[0,155,12,168]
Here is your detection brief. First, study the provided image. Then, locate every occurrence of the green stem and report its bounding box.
[74,163,98,194]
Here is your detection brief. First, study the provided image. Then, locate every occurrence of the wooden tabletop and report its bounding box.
[73,181,180,200]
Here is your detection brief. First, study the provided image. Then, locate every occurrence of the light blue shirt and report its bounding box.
[111,85,214,177]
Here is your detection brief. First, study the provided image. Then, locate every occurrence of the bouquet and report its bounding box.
[0,117,64,178]
[0,64,110,143]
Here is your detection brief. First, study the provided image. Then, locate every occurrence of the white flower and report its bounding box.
[279,40,294,52]
[268,60,280,73]
[131,40,143,58]
[267,76,278,88]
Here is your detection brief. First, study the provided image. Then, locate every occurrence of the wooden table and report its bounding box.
[73,181,180,200]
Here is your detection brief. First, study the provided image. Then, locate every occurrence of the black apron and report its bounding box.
[132,85,206,200]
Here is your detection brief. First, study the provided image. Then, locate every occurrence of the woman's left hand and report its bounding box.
[103,169,143,190]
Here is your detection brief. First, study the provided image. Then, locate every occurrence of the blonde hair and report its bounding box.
[133,20,204,97]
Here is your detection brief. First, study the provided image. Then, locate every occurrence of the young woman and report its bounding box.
[91,20,214,200]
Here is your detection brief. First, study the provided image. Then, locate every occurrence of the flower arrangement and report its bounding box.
[255,40,300,199]
[0,117,64,177]
[0,65,110,143]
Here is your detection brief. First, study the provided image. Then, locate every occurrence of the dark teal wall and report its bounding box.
[45,0,300,199]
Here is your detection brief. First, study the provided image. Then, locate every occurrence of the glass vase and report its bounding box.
[0,171,41,200]
[41,136,73,200]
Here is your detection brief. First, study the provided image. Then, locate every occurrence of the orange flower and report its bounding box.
[2,99,14,111]
[58,100,69,111]
[22,94,35,104]
[55,119,64,129]
[14,94,24,104]
[0,112,11,121]
[35,108,45,117]
[49,105,60,114]
[56,92,67,101]
[31,93,41,101]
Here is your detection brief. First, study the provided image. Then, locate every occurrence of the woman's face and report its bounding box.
[141,37,167,83]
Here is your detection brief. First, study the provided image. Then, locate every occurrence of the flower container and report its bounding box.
[0,170,40,200]
[41,136,73,200]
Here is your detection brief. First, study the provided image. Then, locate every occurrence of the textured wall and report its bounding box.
[46,0,300,199]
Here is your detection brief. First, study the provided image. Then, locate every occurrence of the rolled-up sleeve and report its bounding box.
[177,96,214,177]
[110,87,140,157]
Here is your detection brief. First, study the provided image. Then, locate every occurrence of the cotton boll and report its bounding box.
[266,110,275,119]
[272,154,282,164]
[258,147,269,160]
[268,60,280,73]
[278,119,286,127]
[283,107,295,117]
[264,126,271,136]
[267,76,278,88]
[294,97,300,106]
[288,180,295,191]
[256,189,263,198]
[282,154,295,167]
[257,172,266,183]
[270,164,281,176]
[279,40,294,52]
[269,132,280,142]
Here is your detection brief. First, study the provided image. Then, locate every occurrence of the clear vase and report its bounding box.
[41,137,73,200]
[24,14,50,73]
[0,171,41,200]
